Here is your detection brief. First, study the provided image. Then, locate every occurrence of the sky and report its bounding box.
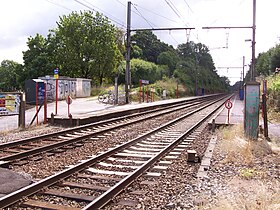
[0,0,279,85]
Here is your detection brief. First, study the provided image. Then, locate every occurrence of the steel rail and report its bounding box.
[0,96,213,150]
[0,95,227,208]
[83,95,225,209]
[0,96,220,162]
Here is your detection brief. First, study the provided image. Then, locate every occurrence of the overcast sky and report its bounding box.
[0,0,279,85]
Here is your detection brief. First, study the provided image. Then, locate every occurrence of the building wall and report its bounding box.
[38,76,91,101]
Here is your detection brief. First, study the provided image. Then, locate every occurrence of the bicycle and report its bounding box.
[98,91,115,105]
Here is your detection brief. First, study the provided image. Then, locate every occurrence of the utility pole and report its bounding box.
[251,0,256,81]
[125,1,131,104]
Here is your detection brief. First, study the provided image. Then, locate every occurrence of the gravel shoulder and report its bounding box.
[142,125,280,210]
[0,123,279,209]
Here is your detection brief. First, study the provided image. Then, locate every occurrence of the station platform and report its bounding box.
[0,96,196,132]
[210,95,244,126]
[1,94,279,140]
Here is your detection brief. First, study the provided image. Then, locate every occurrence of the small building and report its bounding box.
[25,79,45,104]
[24,76,92,104]
[76,78,92,97]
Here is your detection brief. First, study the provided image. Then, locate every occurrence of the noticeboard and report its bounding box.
[0,93,21,116]
[140,79,149,84]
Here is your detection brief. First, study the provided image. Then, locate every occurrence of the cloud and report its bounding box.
[0,0,279,84]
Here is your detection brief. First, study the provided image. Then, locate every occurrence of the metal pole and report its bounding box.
[36,82,38,125]
[55,78,58,115]
[125,1,131,104]
[251,0,256,81]
[44,82,47,124]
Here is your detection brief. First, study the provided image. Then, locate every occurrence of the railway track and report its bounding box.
[0,94,229,209]
[0,95,223,165]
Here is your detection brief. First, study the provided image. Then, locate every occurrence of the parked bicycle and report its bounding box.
[98,90,115,105]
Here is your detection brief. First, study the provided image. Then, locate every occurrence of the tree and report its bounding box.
[0,60,22,91]
[51,11,122,85]
[131,31,174,63]
[23,34,53,80]
[175,41,228,94]
[157,51,179,77]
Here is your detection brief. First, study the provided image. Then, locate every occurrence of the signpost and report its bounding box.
[66,95,72,117]
[139,79,149,103]
[0,92,25,129]
[225,99,233,124]
[54,68,59,115]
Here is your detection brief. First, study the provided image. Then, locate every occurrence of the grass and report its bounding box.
[218,124,275,165]
[211,124,280,210]
[211,180,280,210]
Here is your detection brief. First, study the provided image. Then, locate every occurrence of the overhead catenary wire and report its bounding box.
[44,0,72,11]
[135,4,178,24]
[114,0,126,7]
[183,0,194,13]
[132,3,156,29]
[73,0,126,28]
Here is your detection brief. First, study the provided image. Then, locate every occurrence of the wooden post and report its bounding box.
[262,94,269,139]
[44,82,47,124]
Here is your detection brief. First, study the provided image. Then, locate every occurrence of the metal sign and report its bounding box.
[54,68,59,75]
[140,79,149,84]
[0,93,21,115]
[66,95,72,105]
[54,68,59,79]
[225,99,233,109]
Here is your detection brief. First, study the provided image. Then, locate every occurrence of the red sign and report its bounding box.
[225,99,233,109]
[66,95,72,105]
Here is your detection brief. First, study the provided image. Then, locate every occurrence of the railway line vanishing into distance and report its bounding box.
[0,94,230,209]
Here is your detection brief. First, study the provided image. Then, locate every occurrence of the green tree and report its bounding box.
[23,34,53,80]
[157,51,179,77]
[51,11,122,85]
[0,60,22,91]
[176,41,228,94]
[118,58,160,86]
[131,30,174,63]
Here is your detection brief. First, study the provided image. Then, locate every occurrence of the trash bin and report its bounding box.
[239,88,244,100]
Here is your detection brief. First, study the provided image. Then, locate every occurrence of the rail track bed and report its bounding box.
[0,94,229,209]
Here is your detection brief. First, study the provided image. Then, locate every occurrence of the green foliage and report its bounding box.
[22,11,123,87]
[255,44,280,76]
[131,30,174,63]
[154,77,186,98]
[51,11,122,85]
[157,51,179,77]
[239,168,260,179]
[130,58,160,86]
[266,74,280,112]
[23,34,53,81]
[0,60,23,91]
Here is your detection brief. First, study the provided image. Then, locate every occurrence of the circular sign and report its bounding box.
[66,95,72,105]
[54,68,59,75]
[225,99,233,109]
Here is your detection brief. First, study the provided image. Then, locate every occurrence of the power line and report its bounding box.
[135,5,178,24]
[44,0,72,11]
[164,0,183,22]
[114,0,126,7]
[169,32,179,45]
[164,0,190,27]
[132,4,156,29]
[80,0,126,28]
[73,0,126,28]
[183,0,194,13]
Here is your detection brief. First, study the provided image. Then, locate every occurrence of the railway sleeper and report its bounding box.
[21,200,80,210]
